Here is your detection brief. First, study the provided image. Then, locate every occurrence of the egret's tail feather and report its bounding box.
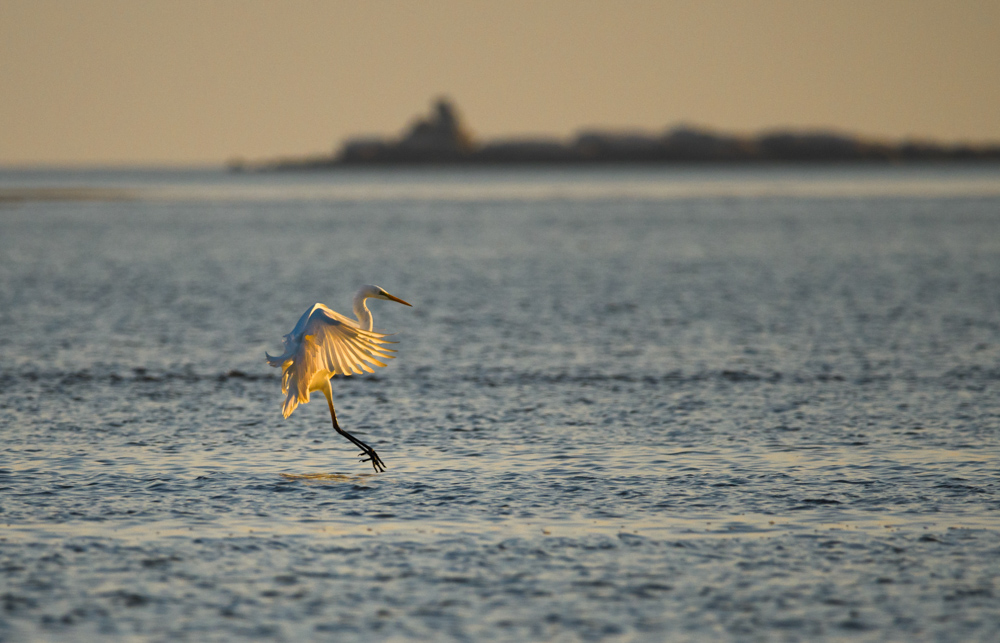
[281,391,300,418]
[265,351,288,368]
[276,354,310,417]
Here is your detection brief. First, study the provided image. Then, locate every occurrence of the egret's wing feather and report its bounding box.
[300,306,397,376]
[281,382,300,418]
[269,303,399,418]
[343,341,376,373]
[350,332,397,359]
[342,338,379,372]
[330,340,350,375]
[313,303,359,327]
[339,335,377,373]
[280,360,294,394]
[339,342,363,375]
[267,304,317,367]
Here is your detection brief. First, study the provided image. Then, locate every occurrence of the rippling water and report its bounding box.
[2,166,999,641]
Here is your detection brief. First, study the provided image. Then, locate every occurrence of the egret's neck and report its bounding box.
[352,292,374,331]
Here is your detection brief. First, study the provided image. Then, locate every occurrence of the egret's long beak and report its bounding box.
[384,292,412,307]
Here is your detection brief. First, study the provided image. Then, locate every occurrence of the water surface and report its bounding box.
[1,166,999,641]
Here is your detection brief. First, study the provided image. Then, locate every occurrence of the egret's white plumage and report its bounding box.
[266,285,411,472]
[265,302,397,418]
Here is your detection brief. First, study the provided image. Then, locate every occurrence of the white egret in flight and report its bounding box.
[266,285,412,472]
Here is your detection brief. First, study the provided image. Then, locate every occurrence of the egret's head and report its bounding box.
[363,284,412,307]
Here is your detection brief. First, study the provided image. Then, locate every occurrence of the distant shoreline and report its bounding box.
[232,99,1000,172]
[0,187,136,203]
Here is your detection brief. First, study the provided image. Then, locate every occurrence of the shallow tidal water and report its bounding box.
[1,166,1000,641]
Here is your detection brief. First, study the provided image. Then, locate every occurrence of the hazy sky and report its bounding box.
[2,0,999,165]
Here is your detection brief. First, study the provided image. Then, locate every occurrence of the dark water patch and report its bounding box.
[4,367,281,389]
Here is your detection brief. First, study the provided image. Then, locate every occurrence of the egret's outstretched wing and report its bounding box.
[267,304,397,418]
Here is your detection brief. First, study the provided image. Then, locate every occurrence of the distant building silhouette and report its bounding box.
[660,126,752,162]
[340,98,473,164]
[236,98,1000,170]
[478,138,579,164]
[756,130,892,162]
[574,131,664,162]
[399,99,474,154]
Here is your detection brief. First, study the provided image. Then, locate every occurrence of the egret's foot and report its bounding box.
[359,449,386,473]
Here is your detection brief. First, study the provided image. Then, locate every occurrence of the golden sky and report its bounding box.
[2,0,998,166]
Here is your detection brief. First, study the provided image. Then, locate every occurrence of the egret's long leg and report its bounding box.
[325,391,386,473]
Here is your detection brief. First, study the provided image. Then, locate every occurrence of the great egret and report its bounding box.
[266,285,412,472]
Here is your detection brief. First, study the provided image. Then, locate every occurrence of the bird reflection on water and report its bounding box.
[278,472,378,484]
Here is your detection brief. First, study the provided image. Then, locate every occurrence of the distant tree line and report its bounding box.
[232,99,1000,171]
